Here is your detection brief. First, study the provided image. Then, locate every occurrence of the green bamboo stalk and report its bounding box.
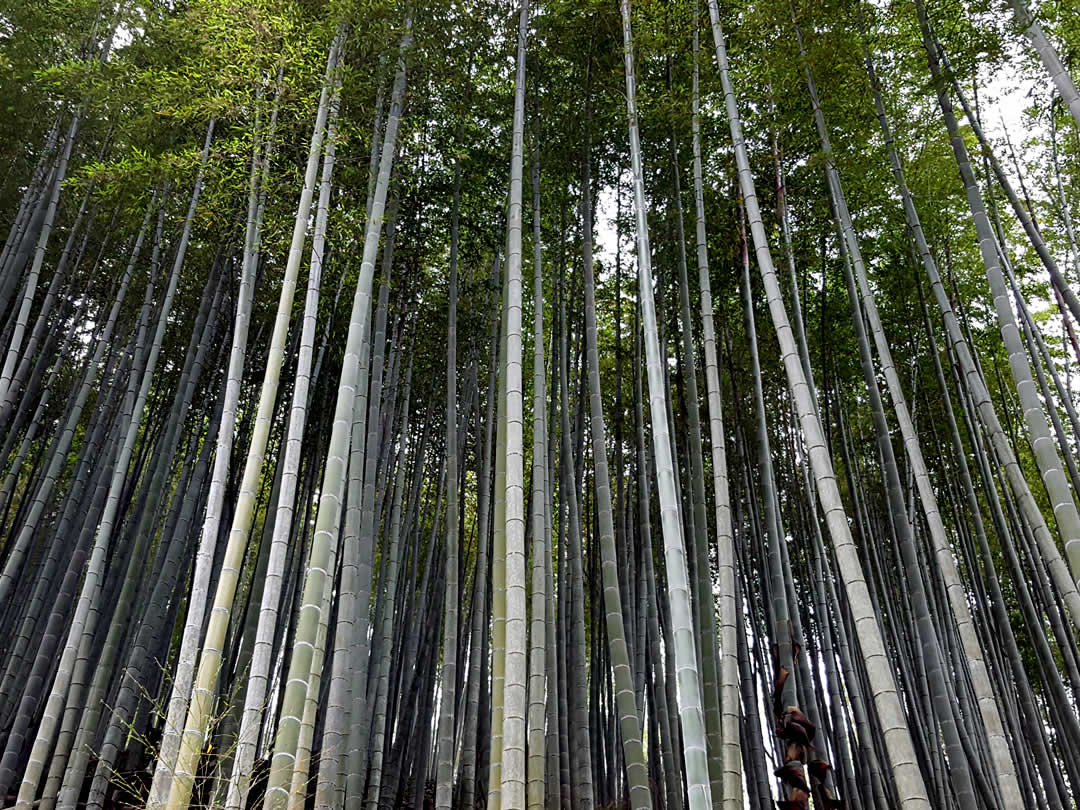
[620,2,712,807]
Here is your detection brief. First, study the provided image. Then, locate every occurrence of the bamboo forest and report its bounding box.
[7,0,1080,807]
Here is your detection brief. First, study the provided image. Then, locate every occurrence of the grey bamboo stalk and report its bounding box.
[364,370,412,810]
[236,84,340,810]
[739,198,803,796]
[285,516,340,810]
[0,255,137,797]
[632,314,682,810]
[340,68,407,810]
[620,2,712,807]
[435,130,463,810]
[917,2,1080,593]
[939,49,1080,327]
[854,24,1021,803]
[312,124,369,810]
[555,245,592,809]
[0,113,78,404]
[1010,0,1080,130]
[63,119,216,810]
[147,83,281,809]
[8,192,155,808]
[690,21,740,809]
[342,205,402,810]
[541,376,560,810]
[459,254,499,810]
[488,159,511,810]
[668,47,725,810]
[581,125,651,810]
[159,38,341,810]
[0,197,151,609]
[499,3,529,807]
[222,255,305,803]
[704,2,930,805]
[526,134,547,810]
[18,182,180,810]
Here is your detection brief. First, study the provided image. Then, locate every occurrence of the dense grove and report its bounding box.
[1,1,1080,809]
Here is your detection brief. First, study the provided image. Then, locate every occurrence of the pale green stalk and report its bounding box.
[159,38,341,810]
[690,19,740,809]
[499,3,530,808]
[620,2,712,807]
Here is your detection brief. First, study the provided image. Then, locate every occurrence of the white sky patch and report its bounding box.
[112,23,134,50]
[595,177,624,277]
